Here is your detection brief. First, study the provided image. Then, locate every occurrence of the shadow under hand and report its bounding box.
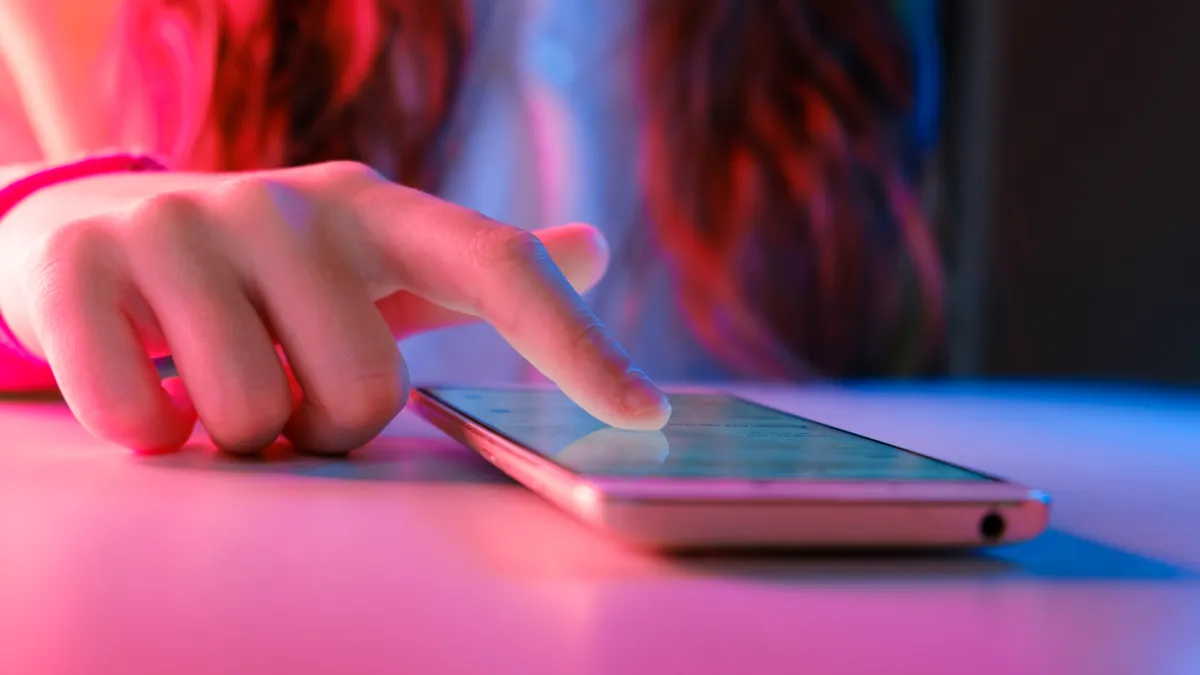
[135,434,514,485]
[136,413,673,484]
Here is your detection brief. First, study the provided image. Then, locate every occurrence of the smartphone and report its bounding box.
[411,387,1050,549]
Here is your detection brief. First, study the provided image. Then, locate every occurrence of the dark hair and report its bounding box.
[128,0,943,378]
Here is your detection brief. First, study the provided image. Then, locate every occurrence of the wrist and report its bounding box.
[0,155,181,232]
[0,153,173,366]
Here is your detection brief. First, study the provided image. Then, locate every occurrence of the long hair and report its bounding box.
[109,0,943,378]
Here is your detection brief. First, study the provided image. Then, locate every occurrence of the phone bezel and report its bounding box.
[412,386,1046,506]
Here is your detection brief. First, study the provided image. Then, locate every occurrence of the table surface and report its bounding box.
[2,381,1198,675]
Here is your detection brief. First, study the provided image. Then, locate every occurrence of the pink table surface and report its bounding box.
[1,382,1199,675]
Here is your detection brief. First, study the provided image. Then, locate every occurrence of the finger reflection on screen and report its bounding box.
[554,428,670,476]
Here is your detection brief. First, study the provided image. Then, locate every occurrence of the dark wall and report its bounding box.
[984,0,1200,383]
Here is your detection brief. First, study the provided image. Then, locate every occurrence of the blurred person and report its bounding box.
[0,0,942,453]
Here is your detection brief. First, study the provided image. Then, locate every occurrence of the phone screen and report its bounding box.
[425,388,996,482]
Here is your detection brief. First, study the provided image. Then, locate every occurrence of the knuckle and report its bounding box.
[217,175,293,219]
[33,217,108,268]
[26,219,114,305]
[130,191,205,229]
[569,317,610,353]
[124,191,211,252]
[220,174,287,202]
[215,175,319,240]
[310,160,382,186]
[469,224,548,270]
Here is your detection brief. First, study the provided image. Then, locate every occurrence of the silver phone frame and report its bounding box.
[411,387,1051,549]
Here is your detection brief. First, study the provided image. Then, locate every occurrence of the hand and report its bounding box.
[0,162,671,454]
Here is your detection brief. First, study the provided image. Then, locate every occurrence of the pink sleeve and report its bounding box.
[0,153,167,391]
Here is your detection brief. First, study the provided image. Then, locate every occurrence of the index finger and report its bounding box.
[357,184,671,430]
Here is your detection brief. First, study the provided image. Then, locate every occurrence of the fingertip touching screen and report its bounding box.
[425,388,995,482]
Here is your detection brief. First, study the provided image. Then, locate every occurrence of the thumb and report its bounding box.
[534,222,611,292]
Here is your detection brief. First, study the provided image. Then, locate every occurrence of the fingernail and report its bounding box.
[622,371,671,417]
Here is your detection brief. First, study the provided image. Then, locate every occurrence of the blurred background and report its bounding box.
[2,0,1196,388]
[939,0,1200,385]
